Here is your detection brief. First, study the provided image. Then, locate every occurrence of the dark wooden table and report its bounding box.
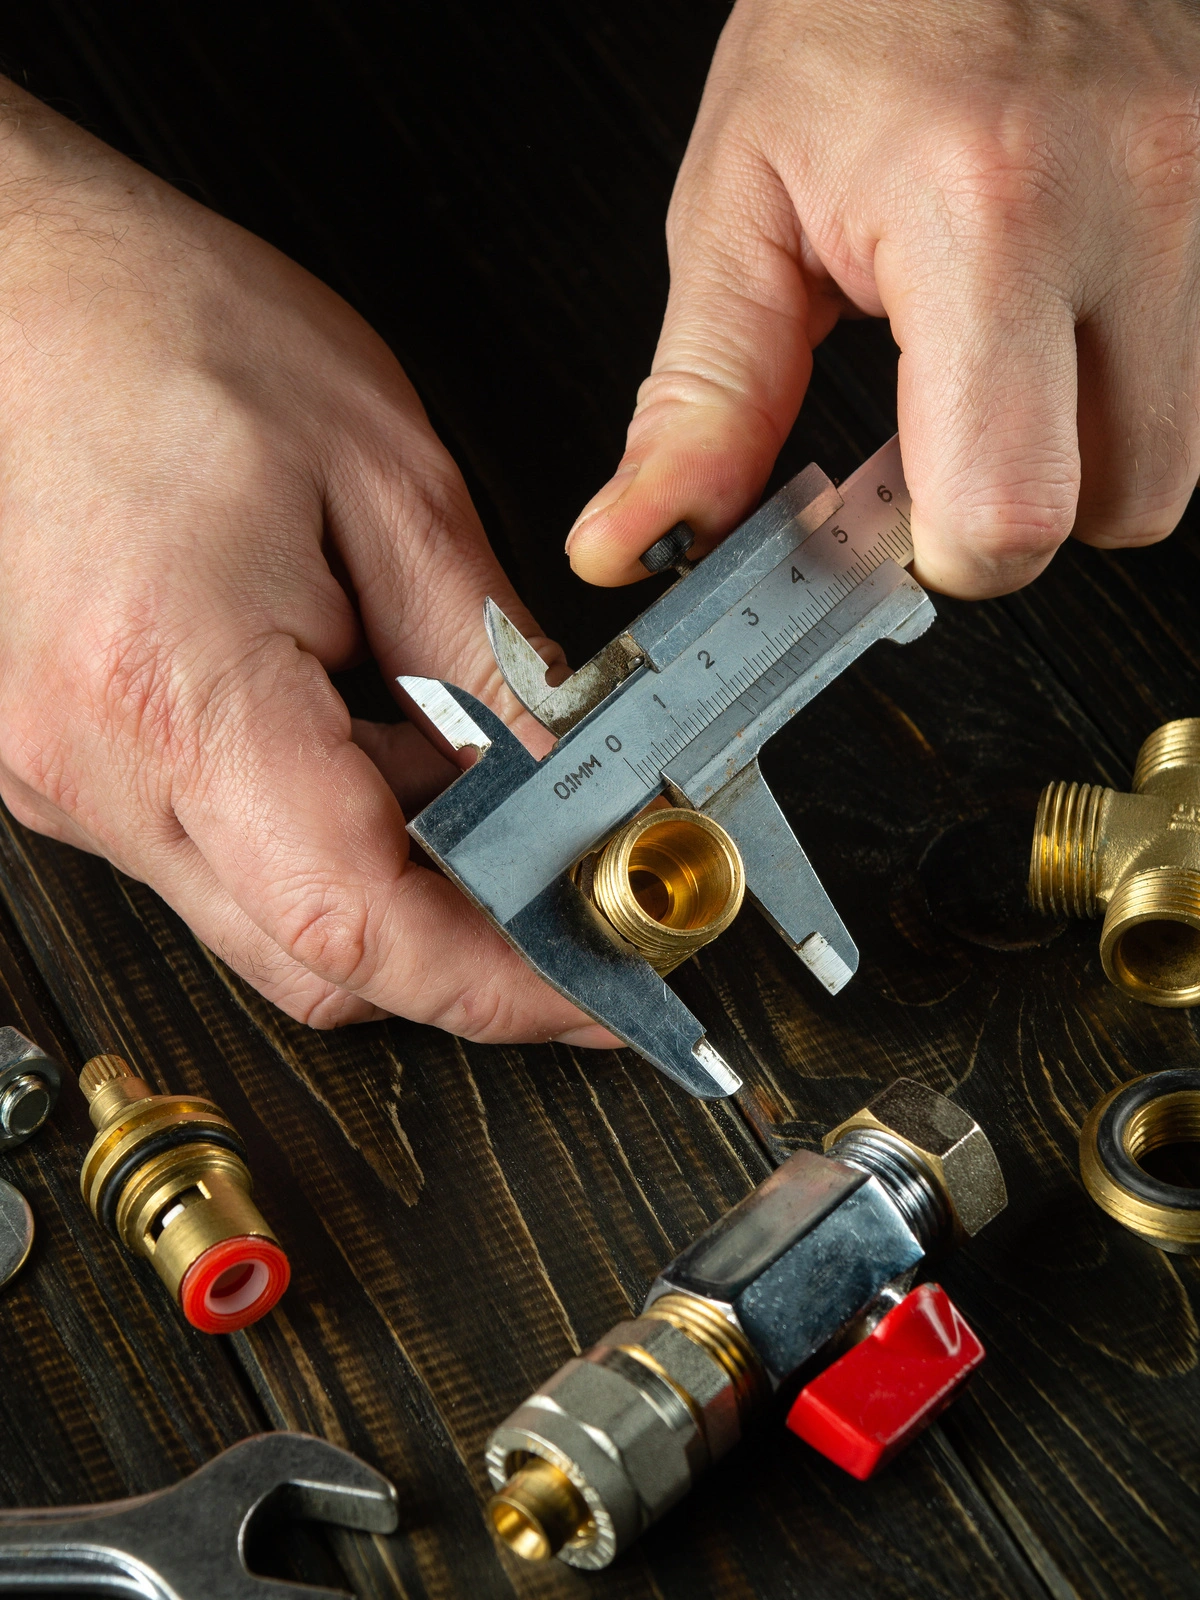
[1,5,1198,1596]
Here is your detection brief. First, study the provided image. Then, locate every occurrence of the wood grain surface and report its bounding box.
[0,4,1198,1597]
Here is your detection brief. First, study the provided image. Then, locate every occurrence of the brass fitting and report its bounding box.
[1080,1068,1200,1254]
[79,1054,290,1332]
[574,807,745,975]
[1030,718,1200,1005]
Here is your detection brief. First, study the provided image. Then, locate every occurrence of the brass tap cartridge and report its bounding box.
[485,1080,1006,1569]
[79,1054,290,1332]
[574,807,745,975]
[1030,718,1200,1005]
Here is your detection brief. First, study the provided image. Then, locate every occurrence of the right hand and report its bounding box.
[0,80,614,1047]
[566,0,1200,600]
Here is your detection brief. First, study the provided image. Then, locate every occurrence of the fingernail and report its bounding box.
[554,1024,622,1050]
[565,462,640,553]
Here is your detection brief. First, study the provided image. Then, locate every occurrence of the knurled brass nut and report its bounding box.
[824,1079,1007,1242]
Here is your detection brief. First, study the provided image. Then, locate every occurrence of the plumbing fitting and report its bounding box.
[1030,718,1200,1005]
[484,1079,1005,1569]
[79,1054,290,1332]
[0,1027,63,1154]
[574,807,745,975]
[1080,1067,1200,1254]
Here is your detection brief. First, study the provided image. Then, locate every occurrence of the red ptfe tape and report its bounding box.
[178,1235,291,1333]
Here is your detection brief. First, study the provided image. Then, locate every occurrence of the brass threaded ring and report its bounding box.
[644,1290,768,1416]
[1080,1068,1200,1253]
[1100,867,1200,1007]
[1133,718,1200,792]
[587,808,745,975]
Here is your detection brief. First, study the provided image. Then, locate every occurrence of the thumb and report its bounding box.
[566,158,824,586]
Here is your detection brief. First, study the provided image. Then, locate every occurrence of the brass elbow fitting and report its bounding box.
[79,1054,290,1332]
[1030,719,1200,1006]
[574,807,745,975]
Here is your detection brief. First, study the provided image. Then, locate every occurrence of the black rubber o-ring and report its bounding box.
[97,1126,247,1233]
[1094,1067,1200,1213]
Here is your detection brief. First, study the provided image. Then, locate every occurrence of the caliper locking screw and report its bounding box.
[79,1054,290,1332]
[0,1027,63,1154]
[1030,717,1200,1005]
[484,1079,1005,1568]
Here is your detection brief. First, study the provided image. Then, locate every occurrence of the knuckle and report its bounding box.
[960,501,1075,565]
[436,981,519,1044]
[937,127,1069,230]
[278,883,376,994]
[931,453,1079,565]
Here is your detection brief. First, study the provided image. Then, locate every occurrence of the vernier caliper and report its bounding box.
[402,436,934,1100]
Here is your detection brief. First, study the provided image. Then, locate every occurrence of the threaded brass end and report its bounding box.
[1133,718,1200,792]
[1080,1071,1200,1253]
[488,1458,592,1562]
[582,808,745,975]
[1100,867,1200,1007]
[1029,780,1107,918]
[644,1291,768,1413]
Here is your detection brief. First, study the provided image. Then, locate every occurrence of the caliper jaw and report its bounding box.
[672,559,936,994]
[404,436,935,1099]
[402,678,741,1098]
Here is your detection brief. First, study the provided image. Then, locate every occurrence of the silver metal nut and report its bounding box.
[0,1028,62,1153]
[649,1148,926,1383]
[597,1315,741,1459]
[824,1079,1007,1241]
[485,1345,702,1570]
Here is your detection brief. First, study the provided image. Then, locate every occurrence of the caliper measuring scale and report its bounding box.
[403,435,934,1098]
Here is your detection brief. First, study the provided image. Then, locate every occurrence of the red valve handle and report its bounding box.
[785,1282,984,1480]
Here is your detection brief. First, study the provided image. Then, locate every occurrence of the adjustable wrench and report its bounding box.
[0,1432,399,1599]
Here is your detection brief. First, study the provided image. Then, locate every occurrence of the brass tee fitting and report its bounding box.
[1030,719,1200,1005]
[79,1054,290,1332]
[574,807,745,975]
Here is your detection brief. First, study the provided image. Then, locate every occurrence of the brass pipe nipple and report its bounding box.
[79,1054,290,1332]
[488,1458,591,1562]
[577,807,745,975]
[1030,719,1200,1006]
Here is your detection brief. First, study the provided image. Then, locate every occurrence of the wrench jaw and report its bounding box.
[0,1434,400,1600]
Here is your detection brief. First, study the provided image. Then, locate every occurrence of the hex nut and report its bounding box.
[0,1027,62,1153]
[824,1079,1007,1241]
[565,1352,701,1519]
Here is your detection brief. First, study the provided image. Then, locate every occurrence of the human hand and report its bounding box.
[566,0,1200,598]
[0,80,612,1046]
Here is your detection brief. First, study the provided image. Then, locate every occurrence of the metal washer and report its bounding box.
[0,1177,34,1288]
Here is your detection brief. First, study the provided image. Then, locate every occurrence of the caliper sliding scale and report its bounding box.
[402,435,934,1100]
